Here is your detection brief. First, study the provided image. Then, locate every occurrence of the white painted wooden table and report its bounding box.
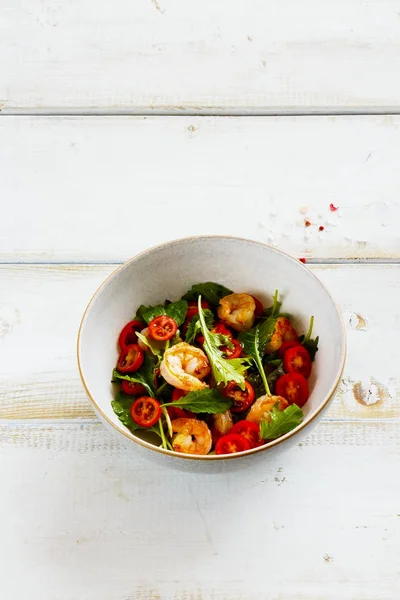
[1,3,400,599]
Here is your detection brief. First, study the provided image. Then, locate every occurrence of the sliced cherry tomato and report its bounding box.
[251,295,264,318]
[276,372,309,407]
[130,397,162,427]
[215,433,251,455]
[231,420,263,448]
[278,340,302,359]
[222,380,255,413]
[283,345,312,379]
[212,322,233,338]
[148,315,178,341]
[118,320,143,351]
[185,300,210,322]
[167,389,195,420]
[121,380,147,396]
[222,338,242,359]
[196,334,205,346]
[116,344,144,373]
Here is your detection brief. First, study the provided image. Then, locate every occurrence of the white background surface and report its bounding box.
[1,3,400,599]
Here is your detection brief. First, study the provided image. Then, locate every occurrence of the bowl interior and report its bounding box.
[78,237,345,457]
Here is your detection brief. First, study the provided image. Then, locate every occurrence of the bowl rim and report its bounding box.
[77,235,347,461]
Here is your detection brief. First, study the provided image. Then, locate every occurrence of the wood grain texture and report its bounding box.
[1,422,399,600]
[1,116,400,261]
[2,1,400,111]
[0,264,398,423]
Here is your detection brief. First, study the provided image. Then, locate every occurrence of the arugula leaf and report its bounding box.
[262,290,282,318]
[111,392,161,436]
[135,304,152,322]
[182,282,233,305]
[198,297,250,388]
[142,299,188,326]
[299,316,319,361]
[163,388,233,414]
[113,353,156,397]
[185,309,215,344]
[135,331,163,362]
[266,362,285,392]
[238,317,277,395]
[259,403,304,440]
[246,372,265,399]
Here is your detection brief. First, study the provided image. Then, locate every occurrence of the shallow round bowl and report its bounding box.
[77,236,346,470]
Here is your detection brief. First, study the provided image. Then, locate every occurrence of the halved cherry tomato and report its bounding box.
[251,295,264,318]
[278,340,302,359]
[222,338,242,359]
[167,388,195,420]
[196,334,205,346]
[283,345,312,379]
[148,315,178,341]
[215,433,251,454]
[121,380,147,396]
[212,323,233,338]
[118,320,143,351]
[231,420,263,448]
[222,380,255,413]
[130,396,162,427]
[183,301,210,334]
[116,344,144,373]
[276,372,309,407]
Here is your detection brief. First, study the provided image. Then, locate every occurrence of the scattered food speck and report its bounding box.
[305,219,311,227]
[323,554,333,563]
[329,203,339,211]
[299,258,307,263]
[299,206,308,215]
[319,225,325,231]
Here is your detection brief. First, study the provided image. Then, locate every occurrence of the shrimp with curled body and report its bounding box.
[171,418,212,455]
[265,317,298,353]
[218,293,256,332]
[247,395,289,424]
[160,342,210,391]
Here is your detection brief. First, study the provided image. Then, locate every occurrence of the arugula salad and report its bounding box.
[112,282,318,456]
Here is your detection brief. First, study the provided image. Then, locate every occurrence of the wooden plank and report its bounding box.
[1,422,399,600]
[0,264,398,423]
[1,116,400,261]
[1,1,400,111]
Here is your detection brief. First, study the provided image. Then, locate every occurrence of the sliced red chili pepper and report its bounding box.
[215,433,251,455]
[116,344,144,373]
[276,372,309,407]
[231,420,262,448]
[121,380,147,396]
[278,340,303,359]
[130,397,162,427]
[222,338,242,359]
[222,380,255,413]
[167,388,195,420]
[251,295,264,317]
[283,345,312,379]
[148,315,178,341]
[118,320,143,351]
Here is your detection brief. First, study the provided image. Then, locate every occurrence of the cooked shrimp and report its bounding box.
[160,342,210,391]
[210,410,233,444]
[171,418,212,455]
[265,317,298,353]
[247,395,289,424]
[218,293,256,332]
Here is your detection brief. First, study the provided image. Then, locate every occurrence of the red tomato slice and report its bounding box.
[196,334,205,346]
[116,344,144,373]
[215,433,251,454]
[222,338,242,359]
[131,397,162,427]
[148,315,178,341]
[231,420,263,448]
[283,345,312,379]
[251,295,264,317]
[167,388,194,420]
[118,320,143,351]
[185,300,210,322]
[212,323,233,338]
[222,380,255,413]
[121,380,147,396]
[276,372,309,407]
[278,340,302,359]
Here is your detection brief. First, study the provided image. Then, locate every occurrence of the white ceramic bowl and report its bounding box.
[77,236,346,469]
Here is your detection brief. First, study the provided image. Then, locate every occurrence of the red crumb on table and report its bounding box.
[329,203,338,211]
[304,219,311,227]
[299,258,307,264]
[319,225,325,231]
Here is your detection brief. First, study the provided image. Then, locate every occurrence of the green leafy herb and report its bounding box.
[135,331,163,362]
[163,388,233,414]
[142,299,188,326]
[111,392,161,436]
[299,316,319,360]
[266,362,285,392]
[259,403,304,440]
[198,297,250,388]
[246,371,265,399]
[262,290,281,318]
[113,353,156,397]
[185,309,215,344]
[182,282,233,305]
[238,317,277,395]
[135,304,152,322]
